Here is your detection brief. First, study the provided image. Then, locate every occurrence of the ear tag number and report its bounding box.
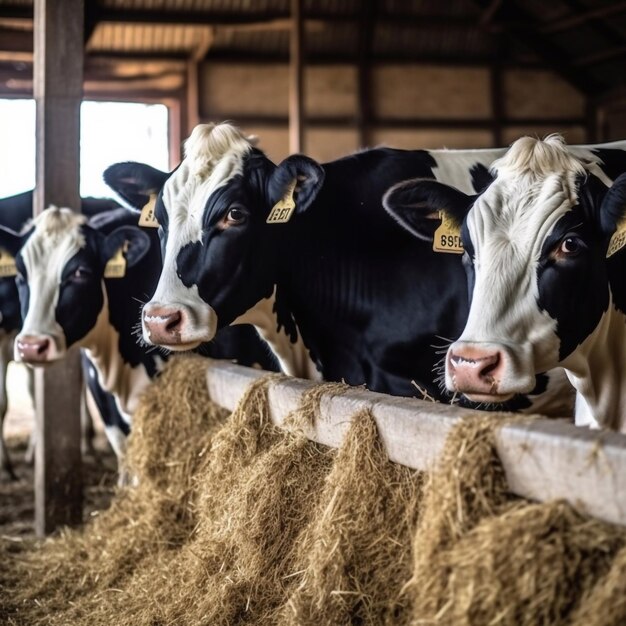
[266,179,297,224]
[104,241,128,279]
[138,193,159,228]
[433,211,464,254]
[607,215,626,258]
[0,249,17,277]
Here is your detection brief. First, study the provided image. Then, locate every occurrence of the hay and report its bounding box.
[0,355,230,625]
[408,416,626,626]
[2,361,626,626]
[278,408,422,625]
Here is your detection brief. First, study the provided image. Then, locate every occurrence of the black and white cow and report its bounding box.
[0,205,276,483]
[0,192,130,479]
[103,122,574,414]
[384,134,626,429]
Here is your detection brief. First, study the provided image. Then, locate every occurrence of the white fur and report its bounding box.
[448,135,626,430]
[233,287,320,380]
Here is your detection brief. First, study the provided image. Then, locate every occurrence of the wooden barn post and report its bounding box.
[289,0,304,154]
[33,0,84,536]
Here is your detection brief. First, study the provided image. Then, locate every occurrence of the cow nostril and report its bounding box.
[37,339,50,355]
[165,311,182,332]
[479,353,500,379]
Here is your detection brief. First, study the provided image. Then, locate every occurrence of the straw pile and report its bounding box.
[1,356,625,625]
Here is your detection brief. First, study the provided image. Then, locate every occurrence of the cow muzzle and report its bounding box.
[15,334,61,365]
[142,301,216,350]
[445,341,536,403]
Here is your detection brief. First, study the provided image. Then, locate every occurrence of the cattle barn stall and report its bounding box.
[0,0,625,543]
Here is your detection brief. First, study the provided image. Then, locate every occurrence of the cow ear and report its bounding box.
[0,225,26,257]
[101,226,152,269]
[103,162,169,211]
[598,172,626,239]
[383,178,473,242]
[269,155,325,215]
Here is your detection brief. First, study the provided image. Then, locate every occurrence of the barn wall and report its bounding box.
[198,61,588,162]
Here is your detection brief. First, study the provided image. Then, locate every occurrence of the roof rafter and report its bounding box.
[471,0,599,94]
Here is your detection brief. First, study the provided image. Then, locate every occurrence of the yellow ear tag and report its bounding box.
[607,214,626,258]
[266,179,297,224]
[138,193,159,228]
[433,211,464,254]
[104,242,128,279]
[0,249,17,277]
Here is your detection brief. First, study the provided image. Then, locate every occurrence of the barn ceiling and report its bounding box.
[0,0,623,97]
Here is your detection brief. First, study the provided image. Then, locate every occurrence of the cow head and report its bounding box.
[384,135,626,404]
[104,123,325,351]
[1,207,151,365]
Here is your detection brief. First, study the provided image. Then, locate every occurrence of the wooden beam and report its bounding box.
[205,361,626,528]
[541,1,626,34]
[70,8,476,28]
[573,45,626,68]
[490,37,505,147]
[356,0,375,149]
[186,60,200,136]
[473,0,599,94]
[33,0,84,537]
[289,0,304,154]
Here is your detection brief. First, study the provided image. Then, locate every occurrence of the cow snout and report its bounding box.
[447,343,510,401]
[143,304,185,345]
[16,335,52,364]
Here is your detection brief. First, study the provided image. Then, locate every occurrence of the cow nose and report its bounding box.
[16,335,51,363]
[447,344,505,396]
[143,304,185,345]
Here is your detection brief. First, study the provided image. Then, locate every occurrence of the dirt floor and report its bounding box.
[1,363,118,539]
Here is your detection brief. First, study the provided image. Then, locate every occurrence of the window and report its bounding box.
[0,99,169,199]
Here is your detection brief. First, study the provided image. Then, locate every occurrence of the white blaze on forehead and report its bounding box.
[460,135,596,370]
[19,207,87,342]
[151,123,255,313]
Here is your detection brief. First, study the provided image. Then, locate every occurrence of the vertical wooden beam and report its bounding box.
[33,0,84,536]
[289,0,304,154]
[490,37,505,148]
[357,0,375,149]
[168,95,183,168]
[186,60,200,135]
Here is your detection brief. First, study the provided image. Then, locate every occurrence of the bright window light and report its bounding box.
[80,101,169,198]
[0,98,169,200]
[0,99,36,197]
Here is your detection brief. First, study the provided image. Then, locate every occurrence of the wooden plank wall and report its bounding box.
[198,62,588,163]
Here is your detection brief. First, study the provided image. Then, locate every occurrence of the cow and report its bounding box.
[103,122,574,415]
[0,205,277,483]
[383,134,626,430]
[0,192,123,479]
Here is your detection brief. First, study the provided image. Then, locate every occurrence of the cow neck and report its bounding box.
[81,284,152,416]
[561,293,626,432]
[232,286,319,380]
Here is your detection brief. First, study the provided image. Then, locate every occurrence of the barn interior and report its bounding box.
[1,3,626,624]
[1,0,625,168]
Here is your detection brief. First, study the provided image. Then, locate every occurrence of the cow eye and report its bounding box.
[71,267,92,281]
[226,207,246,224]
[556,235,586,259]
